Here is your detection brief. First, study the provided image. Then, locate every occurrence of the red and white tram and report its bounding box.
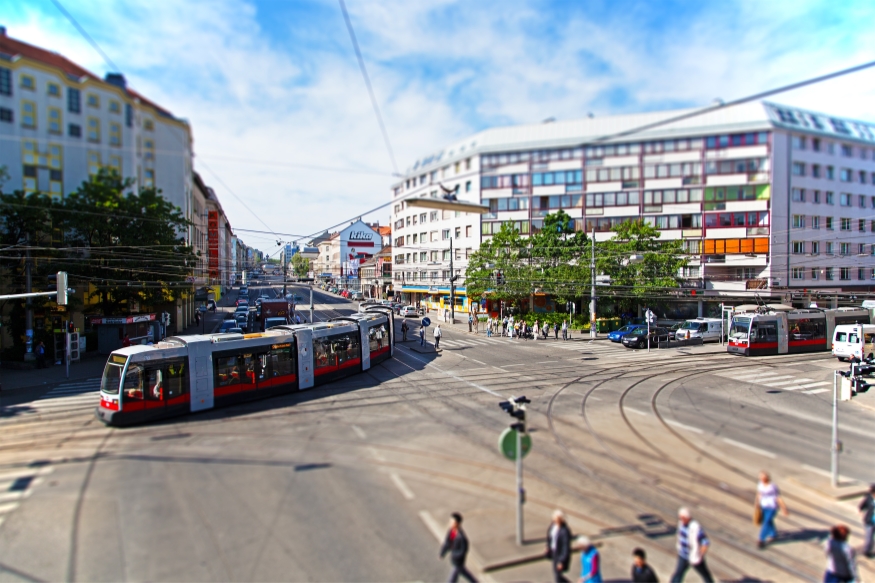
[97,309,393,426]
[727,306,870,356]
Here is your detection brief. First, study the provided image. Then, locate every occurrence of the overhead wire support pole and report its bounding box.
[590,228,596,339]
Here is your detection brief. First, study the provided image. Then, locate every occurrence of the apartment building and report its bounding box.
[390,101,875,314]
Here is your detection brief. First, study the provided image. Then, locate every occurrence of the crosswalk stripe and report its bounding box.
[796,381,831,389]
[803,388,831,395]
[762,377,811,386]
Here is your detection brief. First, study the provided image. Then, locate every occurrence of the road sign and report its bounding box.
[499,427,531,461]
[421,317,431,327]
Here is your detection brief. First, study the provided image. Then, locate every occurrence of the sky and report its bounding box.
[4,0,875,254]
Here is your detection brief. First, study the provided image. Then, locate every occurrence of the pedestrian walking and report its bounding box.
[554,321,560,339]
[533,320,539,341]
[434,324,442,350]
[543,322,550,339]
[35,341,47,369]
[562,320,568,341]
[858,484,875,557]
[824,525,856,583]
[440,512,477,583]
[194,310,201,325]
[755,471,788,549]
[486,318,493,338]
[468,313,473,333]
[577,536,601,583]
[670,507,713,582]
[401,319,409,342]
[545,510,572,582]
[502,316,508,337]
[419,326,425,347]
[122,333,131,348]
[631,548,658,582]
[474,315,480,334]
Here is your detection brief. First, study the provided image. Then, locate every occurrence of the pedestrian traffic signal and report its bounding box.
[67,321,74,334]
[495,271,504,285]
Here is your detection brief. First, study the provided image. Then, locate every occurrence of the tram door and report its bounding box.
[188,340,214,411]
[296,329,314,389]
[777,313,789,354]
[360,323,371,371]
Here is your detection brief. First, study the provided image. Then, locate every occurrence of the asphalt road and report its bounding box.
[2,276,874,581]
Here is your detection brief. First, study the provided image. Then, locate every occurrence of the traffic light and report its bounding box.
[496,271,504,285]
[499,396,530,432]
[67,321,74,334]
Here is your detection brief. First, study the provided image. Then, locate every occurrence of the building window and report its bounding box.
[792,241,804,254]
[21,100,36,128]
[826,166,834,180]
[841,144,853,157]
[811,241,820,255]
[88,151,101,175]
[813,190,821,204]
[812,138,821,152]
[110,122,121,146]
[860,244,867,255]
[69,123,81,137]
[144,139,154,160]
[791,188,805,202]
[791,136,806,150]
[109,100,121,114]
[840,217,851,231]
[465,225,472,237]
[46,82,61,97]
[144,169,155,187]
[87,117,100,142]
[840,243,851,256]
[792,162,806,176]
[0,107,12,123]
[826,242,834,255]
[0,67,11,95]
[812,164,821,178]
[811,268,819,280]
[825,267,834,280]
[22,165,37,193]
[860,195,866,209]
[840,267,851,280]
[48,107,62,134]
[442,250,450,260]
[442,229,450,240]
[87,93,100,108]
[860,219,866,232]
[792,215,805,228]
[859,268,868,281]
[826,191,834,205]
[840,168,852,182]
[792,268,805,280]
[68,87,81,113]
[20,74,35,90]
[825,217,834,230]
[125,103,133,128]
[144,119,154,131]
[812,216,820,229]
[861,171,868,184]
[429,211,438,222]
[109,156,121,173]
[454,227,461,238]
[465,180,471,192]
[839,193,851,206]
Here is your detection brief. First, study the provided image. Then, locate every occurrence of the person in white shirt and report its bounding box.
[755,471,788,549]
[434,324,442,350]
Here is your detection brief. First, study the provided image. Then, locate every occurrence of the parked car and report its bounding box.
[400,305,419,317]
[235,314,249,332]
[675,318,724,342]
[607,324,645,343]
[667,322,684,340]
[622,327,671,349]
[350,292,363,300]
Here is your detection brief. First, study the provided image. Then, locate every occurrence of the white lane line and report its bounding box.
[762,378,813,387]
[803,388,830,395]
[0,467,53,482]
[367,447,386,462]
[419,510,445,542]
[503,364,528,368]
[625,407,649,417]
[753,375,796,384]
[728,370,774,380]
[389,472,415,500]
[470,359,487,366]
[352,425,367,440]
[797,381,831,389]
[722,438,777,459]
[666,419,704,434]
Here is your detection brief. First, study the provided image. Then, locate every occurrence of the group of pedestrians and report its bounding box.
[491,316,569,340]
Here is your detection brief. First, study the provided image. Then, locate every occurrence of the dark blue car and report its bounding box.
[607,324,645,342]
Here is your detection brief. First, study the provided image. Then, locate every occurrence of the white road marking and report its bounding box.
[470,359,487,366]
[762,378,813,387]
[390,472,415,500]
[722,438,776,459]
[803,388,830,395]
[756,376,796,384]
[666,419,704,434]
[801,464,851,480]
[418,510,445,542]
[625,407,649,416]
[367,447,386,462]
[398,349,502,397]
[797,381,831,389]
[352,425,367,440]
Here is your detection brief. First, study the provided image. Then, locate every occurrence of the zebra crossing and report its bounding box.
[436,335,672,361]
[22,378,101,416]
[714,367,832,395]
[0,464,53,528]
[437,335,509,349]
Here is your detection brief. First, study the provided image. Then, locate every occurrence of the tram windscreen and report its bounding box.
[101,362,123,394]
[729,317,751,340]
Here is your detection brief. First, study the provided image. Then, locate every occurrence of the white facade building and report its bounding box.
[390,101,875,315]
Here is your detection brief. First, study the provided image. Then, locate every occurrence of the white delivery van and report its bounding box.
[832,324,875,361]
[676,318,724,342]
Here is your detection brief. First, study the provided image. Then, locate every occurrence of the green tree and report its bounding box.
[291,252,310,278]
[530,210,589,303]
[597,219,687,311]
[465,223,533,301]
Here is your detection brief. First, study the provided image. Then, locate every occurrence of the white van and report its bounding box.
[832,324,875,361]
[676,318,724,342]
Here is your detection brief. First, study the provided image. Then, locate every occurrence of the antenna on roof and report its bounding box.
[542,117,556,124]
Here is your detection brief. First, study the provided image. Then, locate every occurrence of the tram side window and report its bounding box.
[146,369,163,401]
[215,355,241,386]
[269,344,295,377]
[241,354,257,385]
[369,324,388,351]
[165,360,187,399]
[789,319,825,340]
[123,365,144,400]
[313,337,331,369]
[757,324,777,342]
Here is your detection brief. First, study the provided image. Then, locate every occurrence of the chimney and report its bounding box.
[105,73,127,89]
[0,26,7,36]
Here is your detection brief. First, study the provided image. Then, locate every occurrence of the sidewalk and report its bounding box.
[420,309,609,341]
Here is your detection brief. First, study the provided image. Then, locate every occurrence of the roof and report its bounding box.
[377,226,391,236]
[0,30,179,120]
[403,100,875,178]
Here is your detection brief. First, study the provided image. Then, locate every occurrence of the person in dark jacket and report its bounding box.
[440,512,477,583]
[859,484,875,557]
[545,510,572,582]
[631,548,658,582]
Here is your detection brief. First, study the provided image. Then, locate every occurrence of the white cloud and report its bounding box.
[5,0,875,250]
